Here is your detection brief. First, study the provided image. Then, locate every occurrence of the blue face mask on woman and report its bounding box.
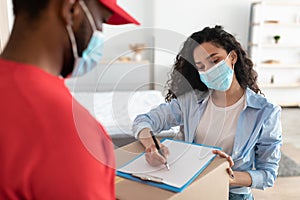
[199,52,234,91]
[66,0,104,77]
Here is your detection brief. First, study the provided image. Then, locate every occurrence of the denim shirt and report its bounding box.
[132,88,282,194]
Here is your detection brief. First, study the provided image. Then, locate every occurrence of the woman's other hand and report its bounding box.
[212,149,235,183]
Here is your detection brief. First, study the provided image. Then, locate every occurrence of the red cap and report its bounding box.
[99,0,140,25]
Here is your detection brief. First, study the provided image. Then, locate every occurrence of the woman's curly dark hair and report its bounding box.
[165,25,261,102]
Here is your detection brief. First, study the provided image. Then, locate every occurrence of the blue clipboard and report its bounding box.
[116,138,221,193]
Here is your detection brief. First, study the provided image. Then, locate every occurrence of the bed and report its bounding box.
[71,90,179,147]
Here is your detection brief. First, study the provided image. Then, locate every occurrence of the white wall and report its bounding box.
[153,0,252,47]
[6,0,14,30]
[150,0,254,90]
[0,0,13,52]
[101,0,154,62]
[2,0,258,91]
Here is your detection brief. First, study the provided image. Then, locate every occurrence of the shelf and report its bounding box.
[249,1,300,107]
[99,60,150,64]
[260,83,300,89]
[277,102,300,107]
[251,22,300,27]
[256,64,300,68]
[253,1,300,6]
[249,43,300,48]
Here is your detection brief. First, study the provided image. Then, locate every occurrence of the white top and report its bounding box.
[195,94,246,155]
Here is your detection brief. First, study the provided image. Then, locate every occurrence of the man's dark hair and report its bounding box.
[12,0,50,19]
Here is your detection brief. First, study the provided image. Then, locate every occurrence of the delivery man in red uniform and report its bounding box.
[0,0,139,199]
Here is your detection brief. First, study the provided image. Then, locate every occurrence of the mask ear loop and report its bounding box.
[225,51,232,61]
[66,25,79,60]
[78,0,97,31]
[225,51,235,69]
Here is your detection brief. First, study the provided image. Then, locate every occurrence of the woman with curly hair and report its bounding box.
[132,26,282,200]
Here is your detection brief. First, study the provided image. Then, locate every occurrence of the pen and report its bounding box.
[150,131,170,170]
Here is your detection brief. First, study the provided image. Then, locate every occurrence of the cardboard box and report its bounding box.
[115,141,229,200]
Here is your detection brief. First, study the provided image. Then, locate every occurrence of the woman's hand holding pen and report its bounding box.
[145,143,170,167]
[138,128,170,167]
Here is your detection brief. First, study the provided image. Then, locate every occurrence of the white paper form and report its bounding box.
[118,139,219,188]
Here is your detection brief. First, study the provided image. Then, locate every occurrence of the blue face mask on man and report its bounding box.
[199,52,234,91]
[72,31,104,77]
[66,0,104,77]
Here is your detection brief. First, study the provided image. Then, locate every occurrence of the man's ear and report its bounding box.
[61,0,77,25]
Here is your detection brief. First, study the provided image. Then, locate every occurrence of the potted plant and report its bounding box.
[273,35,281,44]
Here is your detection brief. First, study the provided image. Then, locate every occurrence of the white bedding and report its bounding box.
[72,90,179,138]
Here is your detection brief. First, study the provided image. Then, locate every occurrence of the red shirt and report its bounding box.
[0,59,115,199]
